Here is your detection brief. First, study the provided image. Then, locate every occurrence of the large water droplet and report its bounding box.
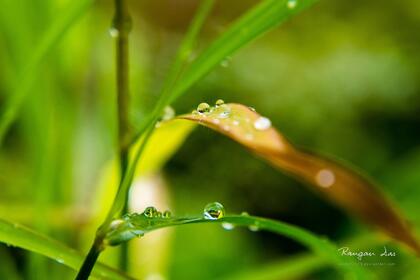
[197,102,211,114]
[215,99,225,107]
[143,206,158,218]
[254,117,271,130]
[109,27,119,38]
[203,202,225,220]
[287,0,297,9]
[222,222,235,230]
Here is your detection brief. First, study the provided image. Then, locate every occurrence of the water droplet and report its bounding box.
[215,99,225,107]
[216,104,231,118]
[143,206,158,218]
[197,102,211,114]
[220,56,231,67]
[163,210,172,218]
[249,107,256,112]
[248,224,260,232]
[315,169,335,188]
[56,258,64,264]
[109,27,119,38]
[161,106,175,121]
[254,117,271,130]
[241,211,249,216]
[287,0,297,9]
[109,219,124,230]
[156,211,162,218]
[222,222,235,230]
[203,202,225,220]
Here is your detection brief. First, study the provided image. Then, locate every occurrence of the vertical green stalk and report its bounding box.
[113,0,132,271]
[75,0,132,279]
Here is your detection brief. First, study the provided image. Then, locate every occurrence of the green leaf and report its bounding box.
[104,213,369,279]
[177,103,420,254]
[0,218,133,280]
[0,0,94,144]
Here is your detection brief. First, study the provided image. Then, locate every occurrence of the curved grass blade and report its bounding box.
[0,0,94,144]
[104,213,369,279]
[178,103,420,254]
[0,219,133,280]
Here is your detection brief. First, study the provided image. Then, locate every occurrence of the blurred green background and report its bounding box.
[1,0,420,279]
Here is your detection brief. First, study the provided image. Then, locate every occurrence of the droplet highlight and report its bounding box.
[254,117,272,130]
[222,222,235,231]
[215,99,225,107]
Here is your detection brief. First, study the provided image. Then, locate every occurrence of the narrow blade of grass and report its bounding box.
[131,0,318,144]
[0,0,94,145]
[104,213,369,279]
[177,103,420,254]
[0,219,134,280]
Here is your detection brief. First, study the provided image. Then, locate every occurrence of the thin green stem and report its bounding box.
[74,237,105,280]
[75,0,132,278]
[114,0,132,272]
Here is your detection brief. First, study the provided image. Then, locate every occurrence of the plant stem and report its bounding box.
[74,237,104,280]
[113,0,132,272]
[75,0,132,279]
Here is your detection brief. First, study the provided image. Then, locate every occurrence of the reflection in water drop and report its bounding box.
[197,102,211,114]
[143,206,158,218]
[254,117,272,130]
[203,202,225,220]
[315,169,335,188]
[215,99,225,107]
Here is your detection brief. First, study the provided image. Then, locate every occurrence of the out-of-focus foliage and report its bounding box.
[1,0,420,279]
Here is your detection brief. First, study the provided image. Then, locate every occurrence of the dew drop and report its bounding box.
[161,106,175,121]
[197,102,211,114]
[143,206,158,218]
[215,99,225,107]
[222,222,235,231]
[109,27,119,38]
[109,219,124,230]
[248,224,260,232]
[203,202,225,220]
[241,211,249,216]
[156,211,162,218]
[287,0,297,9]
[163,210,172,218]
[249,107,256,112]
[217,104,231,118]
[254,117,271,130]
[220,56,231,67]
[56,258,64,264]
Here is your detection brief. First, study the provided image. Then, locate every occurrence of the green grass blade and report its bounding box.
[168,0,318,105]
[104,214,369,279]
[132,0,318,145]
[0,0,94,145]
[0,219,133,280]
